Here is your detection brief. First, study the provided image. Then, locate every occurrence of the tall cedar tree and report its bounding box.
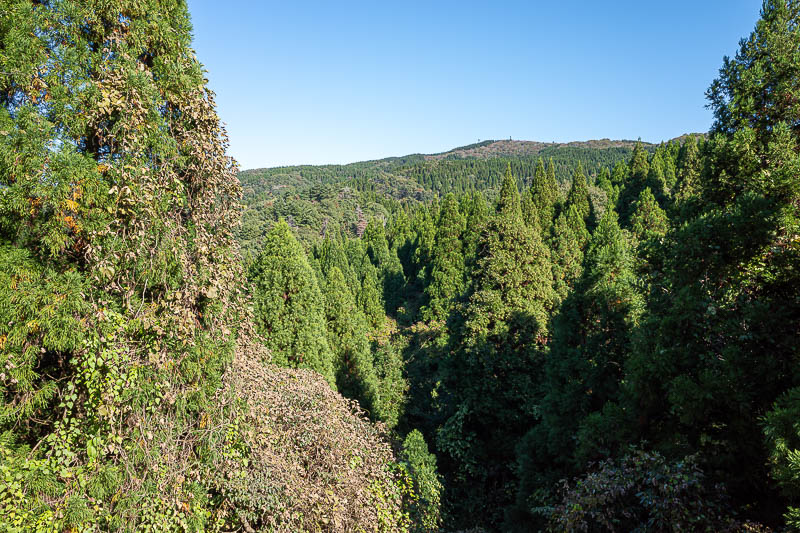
[630,187,669,242]
[422,193,466,324]
[524,158,559,230]
[249,221,336,384]
[510,208,643,529]
[363,218,406,312]
[550,204,590,301]
[345,238,386,329]
[437,165,555,529]
[322,266,381,419]
[0,0,247,527]
[565,163,591,222]
[626,1,800,525]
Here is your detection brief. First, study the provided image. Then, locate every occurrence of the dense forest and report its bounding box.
[235,140,658,260]
[2,0,800,532]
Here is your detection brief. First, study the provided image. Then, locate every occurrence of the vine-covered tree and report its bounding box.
[0,0,244,528]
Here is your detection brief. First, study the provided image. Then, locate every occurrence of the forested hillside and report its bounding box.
[236,139,668,259]
[3,0,800,532]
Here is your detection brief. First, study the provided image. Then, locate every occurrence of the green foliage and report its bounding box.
[400,430,443,532]
[363,219,407,313]
[524,158,559,229]
[549,450,738,532]
[249,221,336,384]
[630,187,669,241]
[550,204,590,301]
[565,163,591,222]
[422,193,466,325]
[437,167,555,529]
[763,387,800,527]
[323,266,380,418]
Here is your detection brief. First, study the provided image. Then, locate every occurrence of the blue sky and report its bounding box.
[187,1,760,170]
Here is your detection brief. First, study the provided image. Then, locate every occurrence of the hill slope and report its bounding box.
[236,137,694,258]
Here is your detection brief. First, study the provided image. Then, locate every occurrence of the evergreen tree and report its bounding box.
[0,0,249,527]
[626,3,800,524]
[511,208,643,529]
[401,430,444,532]
[630,187,669,241]
[460,191,489,277]
[496,163,521,214]
[617,140,653,223]
[673,134,703,218]
[362,219,406,312]
[322,266,380,417]
[550,204,590,301]
[422,194,466,324]
[409,205,437,293]
[438,167,555,529]
[345,238,386,329]
[524,158,559,230]
[250,221,336,384]
[565,163,591,221]
[646,148,669,199]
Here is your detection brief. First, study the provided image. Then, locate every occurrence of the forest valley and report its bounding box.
[1,0,800,532]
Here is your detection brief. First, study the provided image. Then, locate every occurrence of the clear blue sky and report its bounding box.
[187,1,760,170]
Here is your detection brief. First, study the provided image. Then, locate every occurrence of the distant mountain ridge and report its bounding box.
[242,135,702,172]
[236,134,703,257]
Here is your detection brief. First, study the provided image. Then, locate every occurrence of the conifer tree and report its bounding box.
[673,134,702,218]
[524,158,558,230]
[422,194,466,324]
[250,221,336,384]
[362,219,406,312]
[497,163,521,214]
[438,167,555,528]
[629,140,651,183]
[316,235,358,290]
[647,148,669,199]
[630,187,669,241]
[407,204,437,297]
[322,266,380,417]
[550,204,590,301]
[627,3,800,522]
[460,191,489,276]
[0,0,248,527]
[511,208,643,529]
[617,141,654,223]
[565,163,591,221]
[345,239,386,329]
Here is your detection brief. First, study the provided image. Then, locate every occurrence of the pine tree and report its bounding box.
[250,221,335,383]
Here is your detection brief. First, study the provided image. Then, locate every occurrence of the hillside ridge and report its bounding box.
[241,135,703,172]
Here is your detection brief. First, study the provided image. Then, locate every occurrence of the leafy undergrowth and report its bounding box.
[204,337,414,532]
